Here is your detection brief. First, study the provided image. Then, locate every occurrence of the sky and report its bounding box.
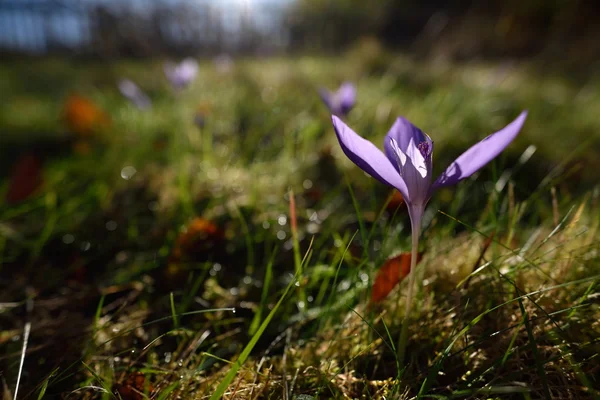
[0,0,296,53]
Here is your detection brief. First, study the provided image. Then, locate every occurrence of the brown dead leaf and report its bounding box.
[386,190,405,212]
[168,217,224,265]
[114,372,153,400]
[6,152,44,204]
[371,252,423,303]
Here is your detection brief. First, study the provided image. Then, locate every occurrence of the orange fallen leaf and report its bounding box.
[371,252,423,303]
[6,152,44,204]
[168,217,224,265]
[114,371,154,400]
[63,93,110,137]
[386,190,405,212]
[165,217,225,287]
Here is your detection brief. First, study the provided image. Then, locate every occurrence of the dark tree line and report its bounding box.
[286,0,600,62]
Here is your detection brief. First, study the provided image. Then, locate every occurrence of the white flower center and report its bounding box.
[390,138,428,178]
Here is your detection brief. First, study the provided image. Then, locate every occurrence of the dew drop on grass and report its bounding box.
[262,221,270,229]
[277,230,286,240]
[302,179,313,189]
[307,223,319,234]
[62,234,75,244]
[164,352,172,363]
[317,209,328,221]
[120,166,137,180]
[307,296,313,303]
[80,241,91,251]
[297,301,305,310]
[278,215,287,225]
[105,220,117,231]
[243,276,252,285]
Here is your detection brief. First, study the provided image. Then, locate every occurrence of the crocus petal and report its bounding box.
[338,82,356,114]
[179,58,198,82]
[432,111,528,190]
[332,116,408,197]
[384,117,430,173]
[404,138,428,178]
[118,79,151,109]
[118,79,137,98]
[164,58,198,89]
[319,88,334,111]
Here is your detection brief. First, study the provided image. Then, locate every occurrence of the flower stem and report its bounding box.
[397,212,422,368]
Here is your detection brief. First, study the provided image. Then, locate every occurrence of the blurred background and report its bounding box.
[0,0,599,61]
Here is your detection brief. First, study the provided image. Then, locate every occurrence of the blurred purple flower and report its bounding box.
[164,58,199,90]
[332,111,528,363]
[118,79,151,109]
[319,82,356,116]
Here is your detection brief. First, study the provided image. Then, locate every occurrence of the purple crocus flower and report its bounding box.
[118,79,152,110]
[332,111,528,363]
[319,82,356,116]
[164,58,198,90]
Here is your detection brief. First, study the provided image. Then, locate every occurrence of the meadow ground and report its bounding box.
[0,53,599,399]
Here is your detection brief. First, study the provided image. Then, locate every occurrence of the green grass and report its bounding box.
[0,52,599,399]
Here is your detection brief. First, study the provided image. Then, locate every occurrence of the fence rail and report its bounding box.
[0,0,290,56]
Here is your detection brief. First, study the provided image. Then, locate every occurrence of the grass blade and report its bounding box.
[209,273,296,400]
[517,297,551,400]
